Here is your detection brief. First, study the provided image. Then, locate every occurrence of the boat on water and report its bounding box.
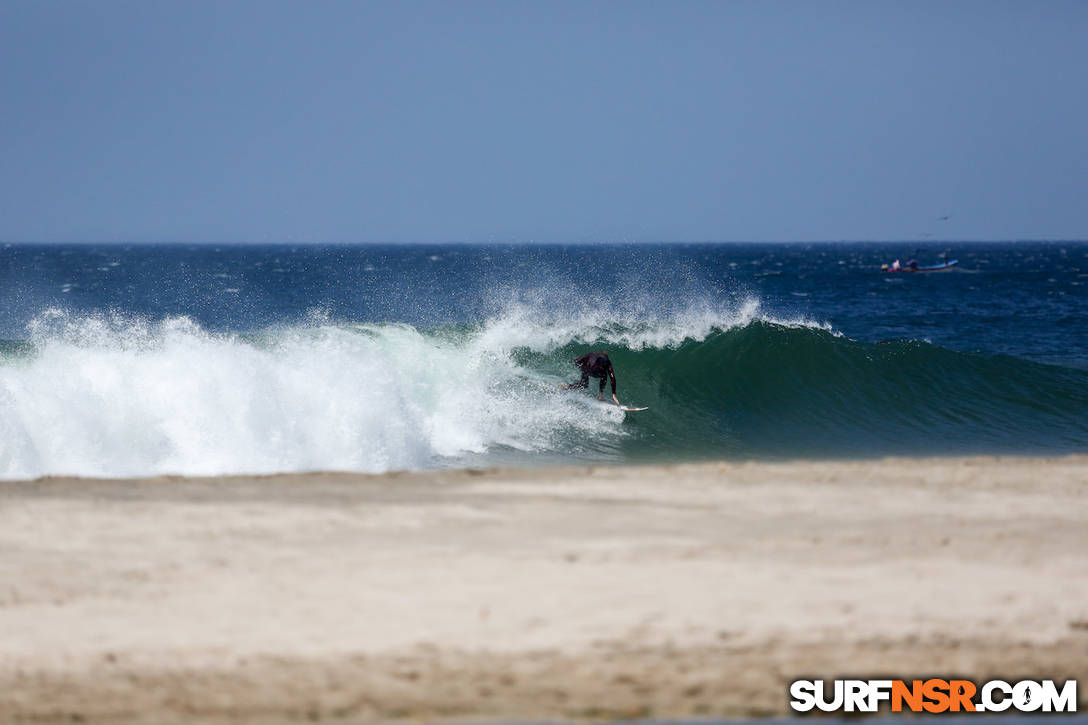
[882,258,958,273]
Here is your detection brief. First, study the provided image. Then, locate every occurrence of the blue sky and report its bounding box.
[1,0,1085,243]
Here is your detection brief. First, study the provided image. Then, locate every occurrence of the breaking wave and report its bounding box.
[1,300,1085,480]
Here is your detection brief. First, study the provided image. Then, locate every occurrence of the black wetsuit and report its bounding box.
[568,351,617,397]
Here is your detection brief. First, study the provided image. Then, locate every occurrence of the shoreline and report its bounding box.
[12,445,1088,483]
[3,456,1087,723]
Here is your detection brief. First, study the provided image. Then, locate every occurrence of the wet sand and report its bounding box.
[2,456,1086,723]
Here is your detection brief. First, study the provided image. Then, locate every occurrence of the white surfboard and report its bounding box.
[560,384,647,411]
[606,403,648,412]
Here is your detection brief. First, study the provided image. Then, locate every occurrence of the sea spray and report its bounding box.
[0,309,628,479]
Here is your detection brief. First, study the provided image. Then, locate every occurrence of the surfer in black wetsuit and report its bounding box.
[559,351,621,405]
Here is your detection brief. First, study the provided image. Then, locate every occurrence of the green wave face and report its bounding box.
[524,321,1088,461]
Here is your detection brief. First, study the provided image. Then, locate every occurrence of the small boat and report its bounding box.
[882,259,958,273]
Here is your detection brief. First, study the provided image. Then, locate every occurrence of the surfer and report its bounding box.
[559,351,621,405]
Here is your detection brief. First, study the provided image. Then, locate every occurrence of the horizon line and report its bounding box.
[4,238,1088,246]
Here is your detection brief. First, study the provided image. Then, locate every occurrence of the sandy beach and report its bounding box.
[2,456,1086,723]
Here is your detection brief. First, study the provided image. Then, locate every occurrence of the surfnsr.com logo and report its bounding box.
[789,679,1078,713]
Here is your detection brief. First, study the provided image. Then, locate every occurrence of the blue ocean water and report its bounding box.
[1,241,1086,479]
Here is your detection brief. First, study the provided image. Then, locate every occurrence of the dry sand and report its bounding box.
[1,456,1086,723]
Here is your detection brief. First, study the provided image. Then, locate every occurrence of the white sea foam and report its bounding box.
[0,310,619,480]
[0,301,829,480]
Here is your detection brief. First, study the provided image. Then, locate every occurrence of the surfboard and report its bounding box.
[561,385,647,411]
[606,403,648,412]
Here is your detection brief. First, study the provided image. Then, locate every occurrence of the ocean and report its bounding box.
[1,241,1086,480]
